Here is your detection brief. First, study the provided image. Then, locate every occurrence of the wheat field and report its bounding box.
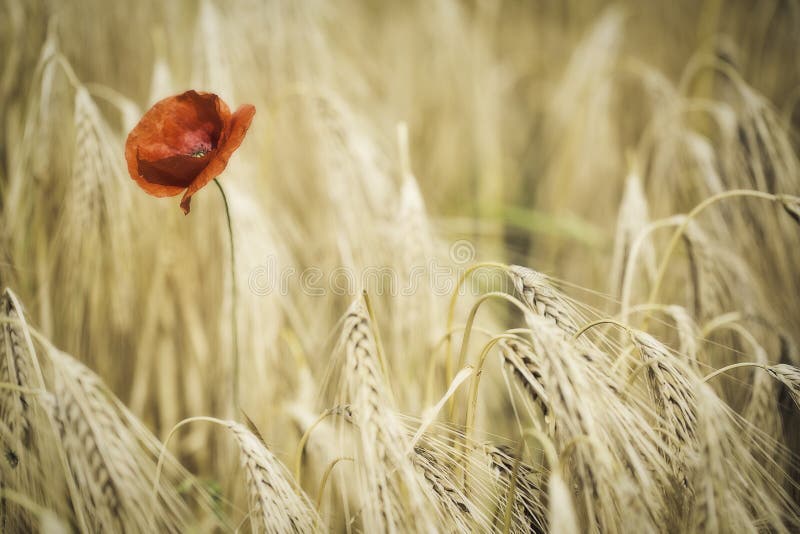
[1,0,800,532]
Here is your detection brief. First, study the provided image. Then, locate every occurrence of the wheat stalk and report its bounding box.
[632,331,698,486]
[47,350,194,533]
[527,315,672,532]
[337,297,440,532]
[412,445,475,531]
[610,158,656,298]
[499,339,550,419]
[3,2,800,532]
[227,422,322,533]
[0,290,48,531]
[0,292,35,462]
[483,444,547,533]
[767,364,800,410]
[689,381,798,533]
[508,265,580,335]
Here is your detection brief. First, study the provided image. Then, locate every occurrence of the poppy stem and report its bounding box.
[214,178,240,414]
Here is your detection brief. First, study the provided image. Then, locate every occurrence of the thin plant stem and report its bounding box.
[445,262,509,387]
[462,333,531,494]
[426,324,521,407]
[153,416,229,511]
[214,178,240,413]
[703,362,766,383]
[501,442,524,534]
[522,428,558,469]
[646,190,779,309]
[620,216,685,322]
[573,318,633,341]
[447,292,531,422]
[623,354,672,397]
[294,408,334,482]
[409,365,474,454]
[316,457,354,509]
[464,334,532,449]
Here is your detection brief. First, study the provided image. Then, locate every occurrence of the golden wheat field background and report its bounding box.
[2,0,800,532]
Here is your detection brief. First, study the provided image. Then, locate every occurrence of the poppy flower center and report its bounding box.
[178,129,215,159]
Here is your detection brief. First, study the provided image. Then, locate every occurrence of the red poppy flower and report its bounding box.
[125,90,255,214]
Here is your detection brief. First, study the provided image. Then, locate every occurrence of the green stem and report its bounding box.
[214,179,240,414]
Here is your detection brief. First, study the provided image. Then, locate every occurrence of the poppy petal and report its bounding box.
[138,151,213,188]
[126,133,185,197]
[179,104,256,214]
[126,91,254,210]
[126,91,231,197]
[136,91,227,159]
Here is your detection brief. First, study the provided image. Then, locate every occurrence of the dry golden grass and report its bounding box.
[1,0,800,532]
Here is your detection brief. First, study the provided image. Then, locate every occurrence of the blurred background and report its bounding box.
[1,0,799,529]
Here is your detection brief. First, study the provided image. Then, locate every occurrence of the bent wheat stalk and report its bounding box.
[647,190,800,307]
